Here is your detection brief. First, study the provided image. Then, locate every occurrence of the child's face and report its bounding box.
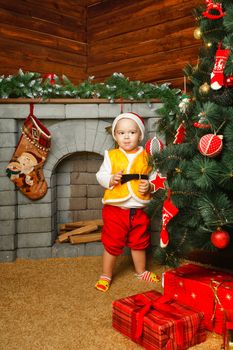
[114,118,141,152]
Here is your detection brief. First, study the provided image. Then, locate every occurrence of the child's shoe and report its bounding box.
[95,275,111,292]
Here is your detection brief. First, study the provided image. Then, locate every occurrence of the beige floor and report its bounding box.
[0,256,223,350]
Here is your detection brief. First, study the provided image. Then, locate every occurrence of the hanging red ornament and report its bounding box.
[145,136,164,156]
[202,1,225,20]
[43,73,56,84]
[198,133,223,157]
[193,112,211,129]
[173,122,186,144]
[211,228,230,249]
[150,172,167,192]
[224,76,233,87]
[210,43,230,90]
[160,189,179,248]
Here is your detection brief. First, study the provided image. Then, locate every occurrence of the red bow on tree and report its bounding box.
[202,0,225,20]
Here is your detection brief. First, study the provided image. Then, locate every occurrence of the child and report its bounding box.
[95,112,160,292]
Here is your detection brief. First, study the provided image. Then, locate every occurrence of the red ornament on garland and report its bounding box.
[198,133,223,157]
[145,136,164,156]
[211,228,230,249]
[43,73,56,84]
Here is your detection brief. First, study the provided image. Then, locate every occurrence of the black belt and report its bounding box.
[121,174,148,184]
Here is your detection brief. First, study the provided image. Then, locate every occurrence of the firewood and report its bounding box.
[59,219,103,232]
[69,232,101,244]
[58,224,99,243]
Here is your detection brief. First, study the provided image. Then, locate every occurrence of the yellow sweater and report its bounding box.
[103,147,152,205]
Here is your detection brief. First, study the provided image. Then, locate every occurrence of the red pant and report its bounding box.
[101,205,150,256]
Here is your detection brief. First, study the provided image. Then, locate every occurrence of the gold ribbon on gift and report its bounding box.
[210,278,233,350]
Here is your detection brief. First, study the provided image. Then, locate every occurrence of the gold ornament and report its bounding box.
[194,27,202,40]
[199,82,210,96]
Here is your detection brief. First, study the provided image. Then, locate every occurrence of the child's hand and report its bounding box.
[109,170,123,187]
[138,179,150,194]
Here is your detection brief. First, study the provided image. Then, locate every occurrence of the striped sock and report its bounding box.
[100,275,111,282]
[135,270,160,283]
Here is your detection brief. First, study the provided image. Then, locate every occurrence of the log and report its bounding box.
[59,219,103,231]
[69,232,101,244]
[58,224,99,242]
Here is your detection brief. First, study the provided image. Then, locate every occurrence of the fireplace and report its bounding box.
[0,100,161,261]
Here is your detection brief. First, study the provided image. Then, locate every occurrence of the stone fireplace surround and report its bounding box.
[0,99,162,262]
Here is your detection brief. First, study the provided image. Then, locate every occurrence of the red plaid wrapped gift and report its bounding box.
[112,290,206,350]
[163,263,233,335]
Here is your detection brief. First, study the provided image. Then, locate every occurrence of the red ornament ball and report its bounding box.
[198,133,223,157]
[211,228,230,249]
[145,136,164,156]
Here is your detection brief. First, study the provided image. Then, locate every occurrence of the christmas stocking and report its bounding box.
[160,189,179,248]
[211,43,230,90]
[6,104,51,200]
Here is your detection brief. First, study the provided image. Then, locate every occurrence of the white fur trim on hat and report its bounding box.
[112,112,145,141]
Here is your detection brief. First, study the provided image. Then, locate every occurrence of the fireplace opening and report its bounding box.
[54,151,104,234]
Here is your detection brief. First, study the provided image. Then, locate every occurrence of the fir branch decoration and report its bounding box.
[0,70,179,108]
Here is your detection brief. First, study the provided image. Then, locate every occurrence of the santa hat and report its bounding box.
[112,112,145,141]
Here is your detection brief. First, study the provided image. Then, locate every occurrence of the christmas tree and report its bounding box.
[148,0,233,267]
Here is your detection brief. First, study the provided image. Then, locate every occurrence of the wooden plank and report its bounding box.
[59,219,103,231]
[88,44,199,77]
[63,219,103,230]
[0,98,161,104]
[0,37,86,68]
[0,23,87,56]
[24,0,86,18]
[58,224,99,242]
[0,1,86,28]
[87,0,199,41]
[69,232,101,244]
[88,27,196,66]
[88,0,156,19]
[0,8,85,42]
[0,53,87,85]
[88,14,195,51]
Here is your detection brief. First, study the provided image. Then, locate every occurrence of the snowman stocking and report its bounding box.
[6,104,51,200]
[160,189,179,248]
[211,43,230,90]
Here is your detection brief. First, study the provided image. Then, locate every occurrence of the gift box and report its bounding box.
[112,290,206,350]
[163,263,233,335]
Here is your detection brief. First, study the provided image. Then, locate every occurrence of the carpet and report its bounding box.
[0,256,222,350]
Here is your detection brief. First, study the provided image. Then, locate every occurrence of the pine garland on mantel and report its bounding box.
[0,69,181,116]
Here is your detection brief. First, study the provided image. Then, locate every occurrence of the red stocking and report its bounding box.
[160,189,179,248]
[6,103,51,200]
[211,43,230,90]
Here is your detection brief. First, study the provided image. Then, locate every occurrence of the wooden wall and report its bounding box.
[0,0,87,84]
[0,0,203,88]
[87,0,202,89]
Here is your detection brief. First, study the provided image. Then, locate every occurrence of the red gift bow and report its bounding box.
[131,293,184,347]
